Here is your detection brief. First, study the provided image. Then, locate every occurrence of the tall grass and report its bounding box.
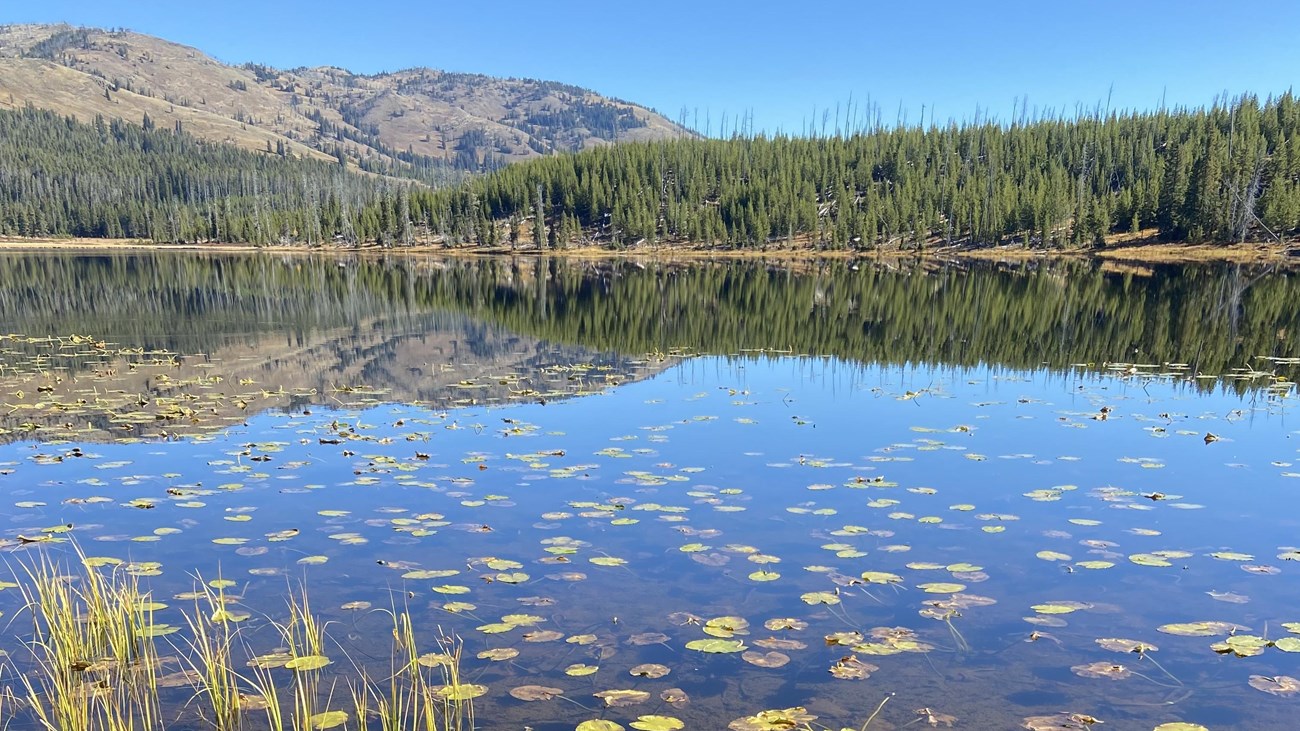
[10,548,163,731]
[2,548,476,731]
[349,612,474,731]
[179,579,242,730]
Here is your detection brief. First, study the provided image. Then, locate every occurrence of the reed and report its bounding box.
[177,578,243,731]
[3,552,476,731]
[10,548,163,731]
[349,610,474,731]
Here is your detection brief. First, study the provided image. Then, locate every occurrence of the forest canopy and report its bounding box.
[1,93,1297,249]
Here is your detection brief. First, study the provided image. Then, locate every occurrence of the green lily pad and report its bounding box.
[917,582,966,594]
[576,721,625,731]
[630,716,684,731]
[285,655,331,671]
[685,639,746,653]
[436,684,488,701]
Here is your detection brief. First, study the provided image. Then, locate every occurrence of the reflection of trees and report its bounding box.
[1,252,1297,389]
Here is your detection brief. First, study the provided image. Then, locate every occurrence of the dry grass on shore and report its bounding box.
[0,234,1294,266]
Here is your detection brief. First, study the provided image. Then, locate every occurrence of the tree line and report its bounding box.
[454,92,1300,249]
[1,93,1298,248]
[0,105,432,244]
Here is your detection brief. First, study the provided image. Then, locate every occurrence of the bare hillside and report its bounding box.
[0,24,692,180]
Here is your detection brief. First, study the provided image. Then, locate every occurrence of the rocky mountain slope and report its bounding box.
[0,23,691,181]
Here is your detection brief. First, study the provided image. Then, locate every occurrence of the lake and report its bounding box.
[1,252,1299,731]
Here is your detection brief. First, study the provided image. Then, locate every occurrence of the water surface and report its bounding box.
[1,252,1298,730]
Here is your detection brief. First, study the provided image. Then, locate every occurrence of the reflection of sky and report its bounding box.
[3,356,1299,729]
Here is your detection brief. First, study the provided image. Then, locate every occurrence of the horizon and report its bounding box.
[5,1,1299,137]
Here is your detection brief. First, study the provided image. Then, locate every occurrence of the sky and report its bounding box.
[6,0,1299,135]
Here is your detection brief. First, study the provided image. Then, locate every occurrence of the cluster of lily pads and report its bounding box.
[2,331,1299,730]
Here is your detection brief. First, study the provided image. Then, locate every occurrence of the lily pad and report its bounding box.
[285,655,331,671]
[435,684,488,701]
[1249,674,1300,696]
[629,664,670,678]
[686,638,746,653]
[510,685,564,701]
[308,711,348,729]
[576,721,625,731]
[728,707,817,731]
[629,716,684,731]
[594,689,651,707]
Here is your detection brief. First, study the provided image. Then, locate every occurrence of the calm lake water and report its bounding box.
[2,252,1300,730]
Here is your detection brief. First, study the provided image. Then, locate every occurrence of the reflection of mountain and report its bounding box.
[0,253,670,442]
[0,313,655,443]
[0,251,1297,443]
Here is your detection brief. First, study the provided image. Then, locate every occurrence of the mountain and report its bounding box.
[0,23,692,181]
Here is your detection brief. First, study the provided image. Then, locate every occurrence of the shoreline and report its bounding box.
[0,236,1293,266]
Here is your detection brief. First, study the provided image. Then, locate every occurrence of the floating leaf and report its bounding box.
[1249,674,1300,696]
[309,711,348,729]
[630,716,684,731]
[416,653,454,668]
[1210,634,1269,657]
[477,648,519,661]
[402,569,459,579]
[828,655,877,680]
[742,651,790,668]
[510,685,563,701]
[763,618,807,631]
[1129,554,1173,567]
[1096,638,1158,654]
[685,639,746,653]
[594,689,651,707]
[660,688,689,705]
[629,664,670,678]
[135,624,180,638]
[1072,662,1132,680]
[1274,637,1300,653]
[728,707,817,731]
[565,664,599,676]
[436,684,488,701]
[285,655,331,671]
[917,582,965,594]
[1075,561,1115,570]
[1022,713,1105,730]
[1032,602,1088,615]
[476,622,517,634]
[1157,621,1245,637]
[251,652,293,669]
[433,585,471,594]
[576,721,625,731]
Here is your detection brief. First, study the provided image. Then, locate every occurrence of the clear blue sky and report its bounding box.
[7,0,1298,135]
